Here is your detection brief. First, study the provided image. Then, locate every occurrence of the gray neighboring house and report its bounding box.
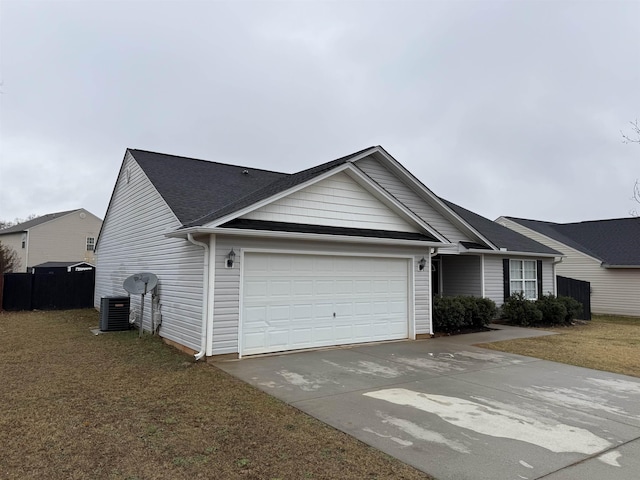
[0,209,102,272]
[95,146,560,359]
[497,216,640,317]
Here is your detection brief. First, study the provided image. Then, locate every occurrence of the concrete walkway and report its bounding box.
[214,325,640,480]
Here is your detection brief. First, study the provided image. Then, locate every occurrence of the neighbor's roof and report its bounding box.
[505,217,640,266]
[32,261,95,268]
[0,210,78,234]
[442,200,562,255]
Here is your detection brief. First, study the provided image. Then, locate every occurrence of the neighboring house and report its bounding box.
[95,146,560,359]
[497,216,640,317]
[0,209,102,272]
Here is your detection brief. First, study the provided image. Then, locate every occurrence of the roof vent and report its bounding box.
[242,169,249,175]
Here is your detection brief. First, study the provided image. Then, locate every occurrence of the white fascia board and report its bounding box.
[166,227,443,248]
[466,248,561,259]
[203,162,357,228]
[371,149,499,250]
[344,165,450,243]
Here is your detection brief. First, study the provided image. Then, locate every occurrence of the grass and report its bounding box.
[478,315,640,378]
[0,309,433,480]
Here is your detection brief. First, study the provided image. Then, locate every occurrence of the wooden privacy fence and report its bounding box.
[557,275,591,320]
[2,270,95,311]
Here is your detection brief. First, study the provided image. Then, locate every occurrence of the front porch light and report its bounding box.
[418,257,427,271]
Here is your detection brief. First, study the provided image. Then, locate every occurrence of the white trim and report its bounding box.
[168,227,444,248]
[344,166,449,242]
[203,161,444,242]
[205,163,355,228]
[369,148,499,250]
[465,248,559,259]
[237,248,416,357]
[480,254,486,297]
[206,235,216,356]
[238,247,246,358]
[428,250,434,335]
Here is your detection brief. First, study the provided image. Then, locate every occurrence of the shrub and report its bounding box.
[433,296,497,332]
[502,293,542,326]
[557,296,583,322]
[432,296,466,333]
[536,294,568,325]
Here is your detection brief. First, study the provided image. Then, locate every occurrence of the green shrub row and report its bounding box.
[433,296,497,333]
[501,293,583,326]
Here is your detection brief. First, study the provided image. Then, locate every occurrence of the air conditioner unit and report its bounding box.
[100,296,131,331]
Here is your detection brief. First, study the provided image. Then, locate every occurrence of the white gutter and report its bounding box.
[187,233,209,361]
[465,248,561,259]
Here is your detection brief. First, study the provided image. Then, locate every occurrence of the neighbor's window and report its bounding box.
[86,237,95,251]
[510,259,537,299]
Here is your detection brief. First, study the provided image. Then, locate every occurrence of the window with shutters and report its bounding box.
[509,259,538,300]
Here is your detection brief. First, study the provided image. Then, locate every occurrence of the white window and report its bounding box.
[510,259,537,299]
[86,237,95,251]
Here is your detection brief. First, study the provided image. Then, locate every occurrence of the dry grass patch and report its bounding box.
[0,309,433,480]
[478,315,640,378]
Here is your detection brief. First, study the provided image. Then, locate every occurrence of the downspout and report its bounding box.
[187,233,209,361]
[552,256,564,296]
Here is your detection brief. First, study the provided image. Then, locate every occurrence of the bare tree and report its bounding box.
[0,241,20,273]
[622,119,640,216]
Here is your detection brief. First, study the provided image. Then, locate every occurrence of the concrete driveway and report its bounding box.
[214,325,640,480]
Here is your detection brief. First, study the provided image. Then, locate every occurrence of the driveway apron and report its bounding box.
[214,325,640,480]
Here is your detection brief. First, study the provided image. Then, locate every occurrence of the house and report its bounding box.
[0,209,102,272]
[497,216,640,317]
[95,147,560,359]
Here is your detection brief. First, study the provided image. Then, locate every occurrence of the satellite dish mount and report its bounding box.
[123,272,158,337]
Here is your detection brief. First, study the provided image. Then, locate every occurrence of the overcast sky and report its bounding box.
[1,0,638,226]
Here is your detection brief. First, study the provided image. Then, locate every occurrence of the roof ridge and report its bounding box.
[128,148,286,175]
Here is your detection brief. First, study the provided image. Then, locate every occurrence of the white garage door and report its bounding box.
[241,252,409,356]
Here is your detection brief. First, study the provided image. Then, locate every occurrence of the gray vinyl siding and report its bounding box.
[483,255,506,306]
[482,255,555,308]
[499,217,640,317]
[441,255,482,297]
[356,157,475,244]
[95,152,205,351]
[211,235,432,354]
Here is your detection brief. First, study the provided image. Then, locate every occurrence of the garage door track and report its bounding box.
[214,325,640,480]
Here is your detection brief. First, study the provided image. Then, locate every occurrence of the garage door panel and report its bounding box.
[242,253,409,355]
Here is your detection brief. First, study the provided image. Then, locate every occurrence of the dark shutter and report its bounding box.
[536,260,543,299]
[503,258,510,302]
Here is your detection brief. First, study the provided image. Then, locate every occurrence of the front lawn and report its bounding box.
[478,315,640,378]
[0,309,432,480]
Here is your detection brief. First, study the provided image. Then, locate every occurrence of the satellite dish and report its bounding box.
[123,272,158,294]
[123,273,159,338]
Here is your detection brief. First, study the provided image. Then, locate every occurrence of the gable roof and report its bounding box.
[441,200,562,255]
[130,149,286,225]
[504,217,640,266]
[0,209,79,234]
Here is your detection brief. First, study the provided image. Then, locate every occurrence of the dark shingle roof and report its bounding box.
[441,199,562,255]
[505,217,640,266]
[130,147,376,227]
[129,149,286,225]
[181,146,376,227]
[33,261,94,268]
[0,210,78,234]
